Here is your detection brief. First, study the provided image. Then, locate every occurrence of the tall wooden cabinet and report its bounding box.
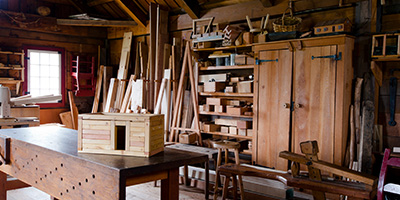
[253,35,354,170]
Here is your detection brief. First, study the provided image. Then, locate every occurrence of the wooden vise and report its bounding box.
[217,141,377,200]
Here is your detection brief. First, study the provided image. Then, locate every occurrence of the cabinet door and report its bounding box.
[293,45,337,163]
[255,49,292,170]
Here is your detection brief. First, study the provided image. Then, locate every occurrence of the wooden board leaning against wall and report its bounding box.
[253,35,354,171]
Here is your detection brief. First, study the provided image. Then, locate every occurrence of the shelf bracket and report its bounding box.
[255,58,278,65]
[311,52,342,61]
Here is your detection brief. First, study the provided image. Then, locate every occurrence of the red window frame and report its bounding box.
[23,46,66,108]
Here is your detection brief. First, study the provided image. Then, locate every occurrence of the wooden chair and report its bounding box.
[212,140,244,200]
[217,141,377,200]
[378,148,400,200]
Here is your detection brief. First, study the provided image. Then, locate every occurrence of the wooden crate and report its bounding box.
[78,113,164,157]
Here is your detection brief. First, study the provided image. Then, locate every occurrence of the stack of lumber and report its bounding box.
[11,94,62,105]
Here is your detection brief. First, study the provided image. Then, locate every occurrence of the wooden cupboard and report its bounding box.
[253,35,354,170]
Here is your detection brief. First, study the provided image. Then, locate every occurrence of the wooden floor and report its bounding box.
[7,181,205,200]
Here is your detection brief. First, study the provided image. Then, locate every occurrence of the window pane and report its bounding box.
[30,52,40,64]
[30,65,40,76]
[30,77,40,88]
[49,54,59,65]
[41,65,50,77]
[40,53,50,65]
[40,78,49,89]
[49,66,59,77]
[49,78,59,89]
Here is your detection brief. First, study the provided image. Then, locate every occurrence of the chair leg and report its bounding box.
[232,174,238,200]
[222,174,231,200]
[234,149,245,200]
[213,171,220,200]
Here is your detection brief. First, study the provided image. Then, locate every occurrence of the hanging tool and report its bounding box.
[389,69,400,126]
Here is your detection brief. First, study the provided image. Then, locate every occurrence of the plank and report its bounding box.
[104,78,119,112]
[120,75,136,113]
[57,19,137,27]
[92,65,104,113]
[59,111,73,129]
[149,3,157,112]
[117,32,133,79]
[130,79,144,113]
[114,80,127,111]
[154,78,167,114]
[359,100,374,174]
[161,69,172,140]
[102,66,113,111]
[68,91,79,130]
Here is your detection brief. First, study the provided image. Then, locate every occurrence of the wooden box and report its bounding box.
[179,132,197,144]
[235,55,254,65]
[203,123,221,132]
[221,126,230,133]
[238,81,253,93]
[225,86,235,93]
[206,97,226,105]
[78,113,164,157]
[314,18,352,35]
[229,126,238,135]
[237,120,252,129]
[214,105,225,113]
[204,82,226,92]
[226,106,249,115]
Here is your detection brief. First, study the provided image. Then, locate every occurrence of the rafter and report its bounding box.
[260,0,274,7]
[115,0,147,27]
[175,0,200,19]
[87,0,114,7]
[68,0,98,15]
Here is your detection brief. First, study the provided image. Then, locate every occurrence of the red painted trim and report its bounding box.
[23,45,66,108]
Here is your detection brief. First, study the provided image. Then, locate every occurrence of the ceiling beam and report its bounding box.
[68,0,98,15]
[175,0,200,19]
[260,0,274,7]
[57,19,137,27]
[115,0,147,27]
[87,0,114,7]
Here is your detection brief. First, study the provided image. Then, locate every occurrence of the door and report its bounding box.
[292,45,337,163]
[256,49,292,170]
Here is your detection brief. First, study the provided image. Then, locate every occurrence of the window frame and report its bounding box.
[23,46,66,108]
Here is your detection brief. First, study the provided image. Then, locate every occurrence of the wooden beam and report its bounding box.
[68,0,98,15]
[260,0,274,7]
[175,0,200,19]
[57,19,137,27]
[115,0,147,27]
[88,0,114,7]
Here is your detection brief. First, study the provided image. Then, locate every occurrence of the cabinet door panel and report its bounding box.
[256,49,292,170]
[293,45,337,163]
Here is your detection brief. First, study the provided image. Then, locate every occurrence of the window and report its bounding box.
[23,46,65,107]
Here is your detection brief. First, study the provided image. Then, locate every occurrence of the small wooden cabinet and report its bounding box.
[253,35,354,170]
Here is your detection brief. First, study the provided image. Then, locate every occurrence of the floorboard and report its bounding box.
[7,181,205,200]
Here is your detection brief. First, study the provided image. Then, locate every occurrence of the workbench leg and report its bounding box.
[205,161,209,200]
[161,168,179,200]
[0,171,6,200]
[184,165,190,186]
[119,177,126,200]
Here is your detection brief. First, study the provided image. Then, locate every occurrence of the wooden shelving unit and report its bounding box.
[195,44,254,143]
[0,50,24,96]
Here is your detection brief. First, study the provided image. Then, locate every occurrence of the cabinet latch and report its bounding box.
[311,52,342,61]
[255,58,279,65]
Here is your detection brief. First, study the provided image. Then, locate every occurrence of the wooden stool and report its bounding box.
[212,141,244,200]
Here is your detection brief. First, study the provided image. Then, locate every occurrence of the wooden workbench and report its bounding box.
[0,126,208,200]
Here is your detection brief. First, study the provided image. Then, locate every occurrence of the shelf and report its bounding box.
[193,44,253,52]
[202,131,252,140]
[200,111,253,118]
[372,57,400,62]
[0,66,24,70]
[199,92,253,97]
[0,51,24,55]
[0,80,23,84]
[200,65,254,71]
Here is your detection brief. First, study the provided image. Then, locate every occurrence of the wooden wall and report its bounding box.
[0,10,107,123]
